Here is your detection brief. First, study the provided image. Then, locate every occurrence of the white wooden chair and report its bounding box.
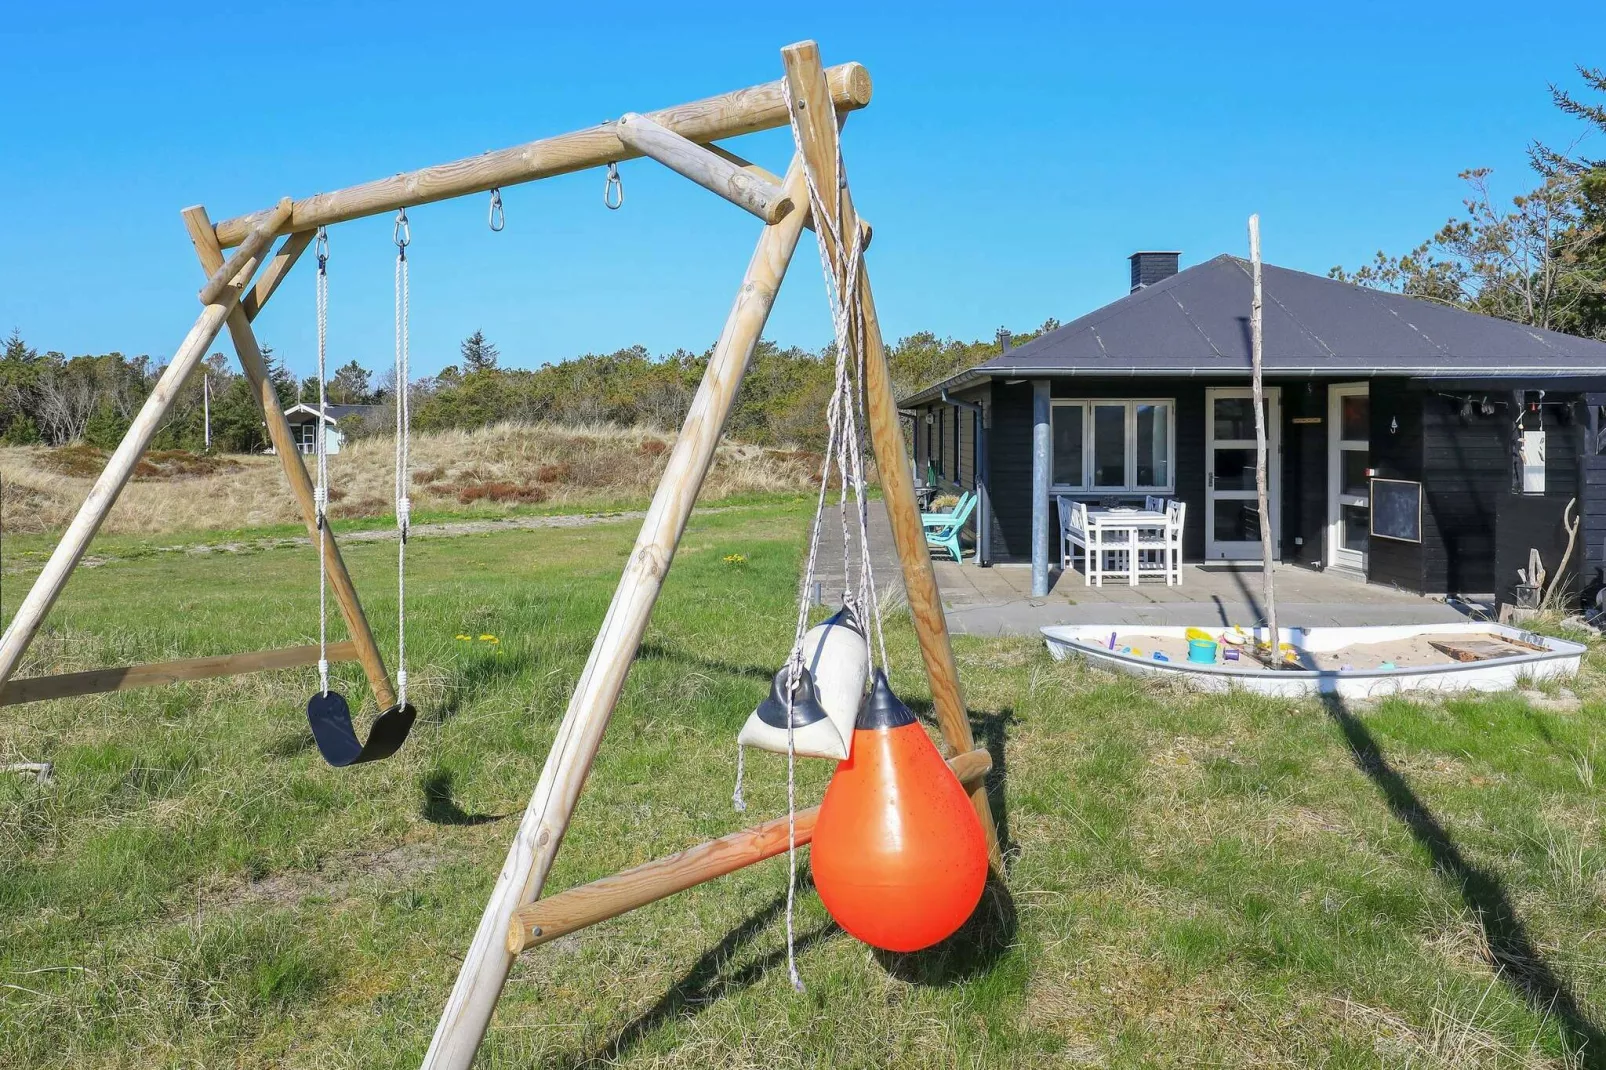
[1144,494,1167,513]
[1057,496,1086,575]
[1135,499,1186,586]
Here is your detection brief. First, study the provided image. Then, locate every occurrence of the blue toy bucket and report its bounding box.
[1186,639,1218,664]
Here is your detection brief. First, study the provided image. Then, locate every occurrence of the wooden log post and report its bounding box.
[507,747,993,954]
[182,206,397,709]
[616,113,793,224]
[1248,214,1278,656]
[422,154,817,1070]
[208,65,872,248]
[0,201,291,692]
[0,641,358,707]
[780,40,1003,870]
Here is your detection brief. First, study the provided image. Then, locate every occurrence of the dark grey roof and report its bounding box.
[902,254,1606,405]
[283,403,381,424]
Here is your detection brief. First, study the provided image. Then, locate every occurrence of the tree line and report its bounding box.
[0,321,1056,454]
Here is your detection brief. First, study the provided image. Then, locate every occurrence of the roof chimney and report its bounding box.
[997,327,1012,353]
[1129,251,1180,293]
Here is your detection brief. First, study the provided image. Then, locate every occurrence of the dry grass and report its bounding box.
[0,422,821,536]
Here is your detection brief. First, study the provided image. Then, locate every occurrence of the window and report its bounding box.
[936,409,946,478]
[1051,404,1084,486]
[1050,399,1175,493]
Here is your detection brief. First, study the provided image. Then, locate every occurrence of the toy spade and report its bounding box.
[306,691,417,767]
[809,670,988,952]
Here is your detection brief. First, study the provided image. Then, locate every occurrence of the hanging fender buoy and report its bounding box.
[737,606,869,760]
[810,670,988,952]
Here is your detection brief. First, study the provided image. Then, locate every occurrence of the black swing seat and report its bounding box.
[306,691,417,767]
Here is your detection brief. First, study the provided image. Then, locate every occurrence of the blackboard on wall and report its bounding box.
[1371,478,1423,543]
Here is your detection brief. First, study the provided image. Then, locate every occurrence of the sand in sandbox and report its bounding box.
[1105,632,1534,674]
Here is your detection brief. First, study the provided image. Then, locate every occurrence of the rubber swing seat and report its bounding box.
[306,690,417,767]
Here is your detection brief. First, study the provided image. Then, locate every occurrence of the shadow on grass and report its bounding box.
[1322,693,1605,1067]
[872,874,1018,986]
[563,867,836,1069]
[635,639,776,684]
[420,769,504,827]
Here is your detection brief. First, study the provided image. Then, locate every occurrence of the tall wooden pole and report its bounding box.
[780,40,1002,869]
[0,202,290,691]
[422,154,815,1070]
[1249,214,1278,656]
[182,206,396,709]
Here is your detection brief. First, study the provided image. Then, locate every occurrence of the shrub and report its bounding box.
[456,481,549,504]
[535,462,572,483]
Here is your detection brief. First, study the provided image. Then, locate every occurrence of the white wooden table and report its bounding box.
[1086,508,1167,587]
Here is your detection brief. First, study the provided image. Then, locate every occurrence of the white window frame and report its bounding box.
[1049,398,1176,495]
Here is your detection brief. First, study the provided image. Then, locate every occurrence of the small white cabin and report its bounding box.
[281,404,380,456]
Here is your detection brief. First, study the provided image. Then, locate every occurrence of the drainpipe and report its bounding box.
[1031,379,1051,596]
[942,389,990,567]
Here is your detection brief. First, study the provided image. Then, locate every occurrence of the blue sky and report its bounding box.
[2,2,1602,383]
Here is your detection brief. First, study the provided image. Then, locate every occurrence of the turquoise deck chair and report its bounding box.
[922,491,978,563]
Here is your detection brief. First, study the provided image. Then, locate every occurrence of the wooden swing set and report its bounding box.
[0,41,1001,1066]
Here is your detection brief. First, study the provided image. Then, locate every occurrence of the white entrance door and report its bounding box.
[1205,386,1281,560]
[1327,383,1370,572]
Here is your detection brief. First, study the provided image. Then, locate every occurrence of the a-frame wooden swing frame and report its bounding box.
[0,41,1000,1067]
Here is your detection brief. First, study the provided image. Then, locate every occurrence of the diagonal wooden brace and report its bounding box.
[781,40,1002,869]
[422,152,817,1070]
[181,206,396,710]
[506,747,993,954]
[0,202,290,693]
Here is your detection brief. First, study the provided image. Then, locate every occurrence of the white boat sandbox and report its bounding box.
[1041,622,1585,700]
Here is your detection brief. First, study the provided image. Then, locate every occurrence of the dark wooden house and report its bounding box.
[901,252,1606,604]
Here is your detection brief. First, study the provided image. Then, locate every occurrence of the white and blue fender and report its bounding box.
[738,606,870,760]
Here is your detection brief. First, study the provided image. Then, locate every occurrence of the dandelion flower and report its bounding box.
[455,634,472,641]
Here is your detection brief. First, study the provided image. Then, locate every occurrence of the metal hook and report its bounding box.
[393,209,411,250]
[603,162,624,210]
[315,226,329,273]
[489,188,505,232]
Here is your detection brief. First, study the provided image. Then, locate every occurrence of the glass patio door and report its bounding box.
[1326,383,1369,572]
[1205,386,1281,560]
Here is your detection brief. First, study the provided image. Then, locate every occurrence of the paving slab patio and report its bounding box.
[935,559,1472,637]
[806,500,1470,638]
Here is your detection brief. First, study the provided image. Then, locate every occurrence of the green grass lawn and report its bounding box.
[2,500,1605,1067]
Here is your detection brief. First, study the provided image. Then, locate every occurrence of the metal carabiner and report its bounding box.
[393,209,411,250]
[488,188,505,232]
[603,162,624,210]
[315,226,329,273]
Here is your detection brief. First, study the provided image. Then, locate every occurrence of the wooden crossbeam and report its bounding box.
[780,41,1002,869]
[182,206,397,710]
[507,747,993,954]
[705,143,872,249]
[209,64,872,248]
[616,113,793,224]
[0,641,358,707]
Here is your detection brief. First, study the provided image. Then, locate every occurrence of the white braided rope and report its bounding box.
[393,228,411,708]
[760,78,892,995]
[315,229,331,695]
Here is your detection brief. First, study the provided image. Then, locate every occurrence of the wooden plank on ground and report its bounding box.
[0,640,359,706]
[1428,639,1529,663]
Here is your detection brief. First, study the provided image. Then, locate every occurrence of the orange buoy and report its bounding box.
[810,670,988,952]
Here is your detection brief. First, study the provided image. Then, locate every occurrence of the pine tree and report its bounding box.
[460,330,500,374]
